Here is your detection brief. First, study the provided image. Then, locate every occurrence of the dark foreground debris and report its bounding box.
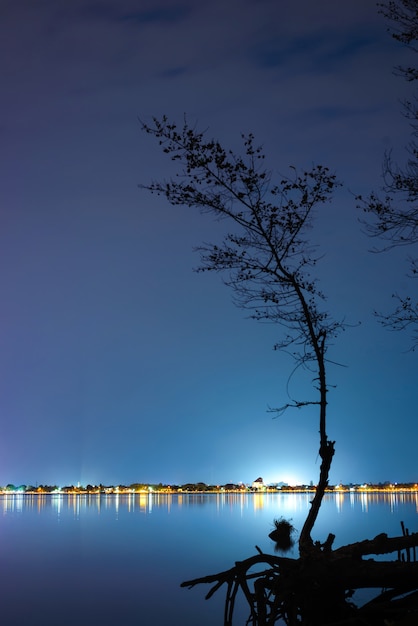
[181,525,418,625]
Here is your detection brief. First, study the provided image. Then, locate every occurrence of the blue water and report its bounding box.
[0,492,417,626]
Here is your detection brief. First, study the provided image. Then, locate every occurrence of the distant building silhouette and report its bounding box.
[251,477,265,491]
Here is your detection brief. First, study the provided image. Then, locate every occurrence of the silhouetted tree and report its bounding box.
[140,116,344,556]
[379,0,418,81]
[360,0,418,348]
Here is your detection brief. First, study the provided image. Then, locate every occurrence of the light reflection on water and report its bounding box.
[0,492,417,626]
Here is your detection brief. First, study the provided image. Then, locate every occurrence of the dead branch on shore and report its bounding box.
[181,525,418,625]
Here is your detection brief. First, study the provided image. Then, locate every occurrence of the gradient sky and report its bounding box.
[1,0,416,488]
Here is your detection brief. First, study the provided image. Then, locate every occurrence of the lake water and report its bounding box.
[1,491,417,626]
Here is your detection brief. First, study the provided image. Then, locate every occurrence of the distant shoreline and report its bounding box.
[1,484,418,496]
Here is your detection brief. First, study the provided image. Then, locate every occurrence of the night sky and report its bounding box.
[1,0,416,488]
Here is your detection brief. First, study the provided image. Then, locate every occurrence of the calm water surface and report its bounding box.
[1,492,417,626]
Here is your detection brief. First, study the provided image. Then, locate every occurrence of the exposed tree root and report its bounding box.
[181,528,418,625]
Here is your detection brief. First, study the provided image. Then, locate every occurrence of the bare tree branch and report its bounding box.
[140,116,344,553]
[359,1,418,348]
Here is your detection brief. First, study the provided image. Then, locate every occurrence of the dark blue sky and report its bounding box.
[1,0,416,487]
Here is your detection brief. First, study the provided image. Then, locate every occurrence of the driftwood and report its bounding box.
[181,525,418,625]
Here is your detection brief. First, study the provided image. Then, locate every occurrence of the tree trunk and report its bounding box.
[298,333,335,556]
[299,439,335,556]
